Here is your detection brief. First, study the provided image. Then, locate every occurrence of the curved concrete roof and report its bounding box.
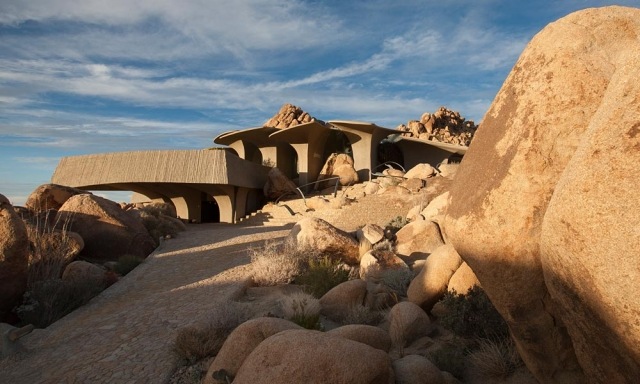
[267,120,329,143]
[213,126,279,146]
[51,149,268,189]
[396,135,468,155]
[329,120,399,135]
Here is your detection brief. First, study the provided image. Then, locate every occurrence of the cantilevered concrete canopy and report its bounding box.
[394,135,467,169]
[51,149,269,223]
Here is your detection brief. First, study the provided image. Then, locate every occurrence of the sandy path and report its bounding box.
[0,223,294,384]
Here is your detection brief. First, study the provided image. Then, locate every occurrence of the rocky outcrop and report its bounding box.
[57,194,156,261]
[61,261,104,284]
[443,6,640,383]
[407,244,462,312]
[316,153,359,188]
[394,220,445,266]
[25,184,89,212]
[447,262,480,295]
[287,217,359,264]
[204,317,302,384]
[392,354,445,384]
[263,103,318,129]
[0,195,29,321]
[388,301,432,348]
[326,324,392,352]
[263,167,298,200]
[232,329,394,384]
[396,107,477,146]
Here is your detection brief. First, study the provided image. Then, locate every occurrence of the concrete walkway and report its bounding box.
[0,222,294,384]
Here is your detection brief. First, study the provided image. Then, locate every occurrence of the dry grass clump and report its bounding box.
[280,292,321,329]
[341,304,384,326]
[24,212,76,286]
[173,301,250,364]
[358,237,373,257]
[249,241,310,286]
[468,338,524,380]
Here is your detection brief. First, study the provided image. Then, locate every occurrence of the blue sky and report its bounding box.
[1,0,636,205]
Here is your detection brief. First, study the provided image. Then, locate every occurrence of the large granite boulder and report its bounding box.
[287,217,359,264]
[204,317,302,384]
[0,195,29,320]
[57,194,156,261]
[317,153,359,188]
[263,103,315,129]
[25,184,89,212]
[232,329,394,384]
[407,244,462,313]
[443,6,640,383]
[263,167,297,200]
[395,220,445,266]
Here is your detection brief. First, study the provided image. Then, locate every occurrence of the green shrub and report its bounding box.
[379,267,414,297]
[295,256,350,298]
[15,277,104,328]
[114,254,144,276]
[427,341,468,379]
[385,216,409,235]
[438,285,509,340]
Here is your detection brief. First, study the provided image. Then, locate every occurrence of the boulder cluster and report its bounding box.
[0,184,183,324]
[396,107,478,146]
[263,103,319,129]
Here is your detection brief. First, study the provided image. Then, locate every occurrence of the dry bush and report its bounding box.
[249,241,310,286]
[25,211,76,287]
[15,277,104,328]
[341,304,384,326]
[468,338,524,380]
[379,267,414,297]
[280,292,321,330]
[358,237,372,257]
[173,302,250,364]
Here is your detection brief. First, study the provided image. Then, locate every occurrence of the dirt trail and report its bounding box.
[0,192,415,383]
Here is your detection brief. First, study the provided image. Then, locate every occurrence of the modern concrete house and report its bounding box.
[51,119,467,224]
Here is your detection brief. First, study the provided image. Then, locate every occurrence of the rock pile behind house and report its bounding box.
[263,103,320,128]
[396,106,477,146]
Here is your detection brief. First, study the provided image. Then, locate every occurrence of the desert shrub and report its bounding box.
[379,267,414,297]
[114,254,144,276]
[385,216,409,235]
[15,277,104,328]
[468,338,524,380]
[372,238,394,252]
[358,237,372,257]
[439,285,509,340]
[295,256,350,298]
[280,292,322,330]
[250,241,310,286]
[139,210,185,246]
[173,302,250,364]
[341,304,384,326]
[427,341,468,379]
[24,212,76,286]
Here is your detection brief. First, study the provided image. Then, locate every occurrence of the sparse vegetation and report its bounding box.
[15,277,104,328]
[341,304,384,326]
[385,215,409,235]
[358,237,372,257]
[468,338,524,380]
[295,256,350,298]
[438,285,509,340]
[250,241,309,286]
[280,292,322,330]
[173,301,250,365]
[427,341,468,379]
[379,267,414,296]
[138,203,185,245]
